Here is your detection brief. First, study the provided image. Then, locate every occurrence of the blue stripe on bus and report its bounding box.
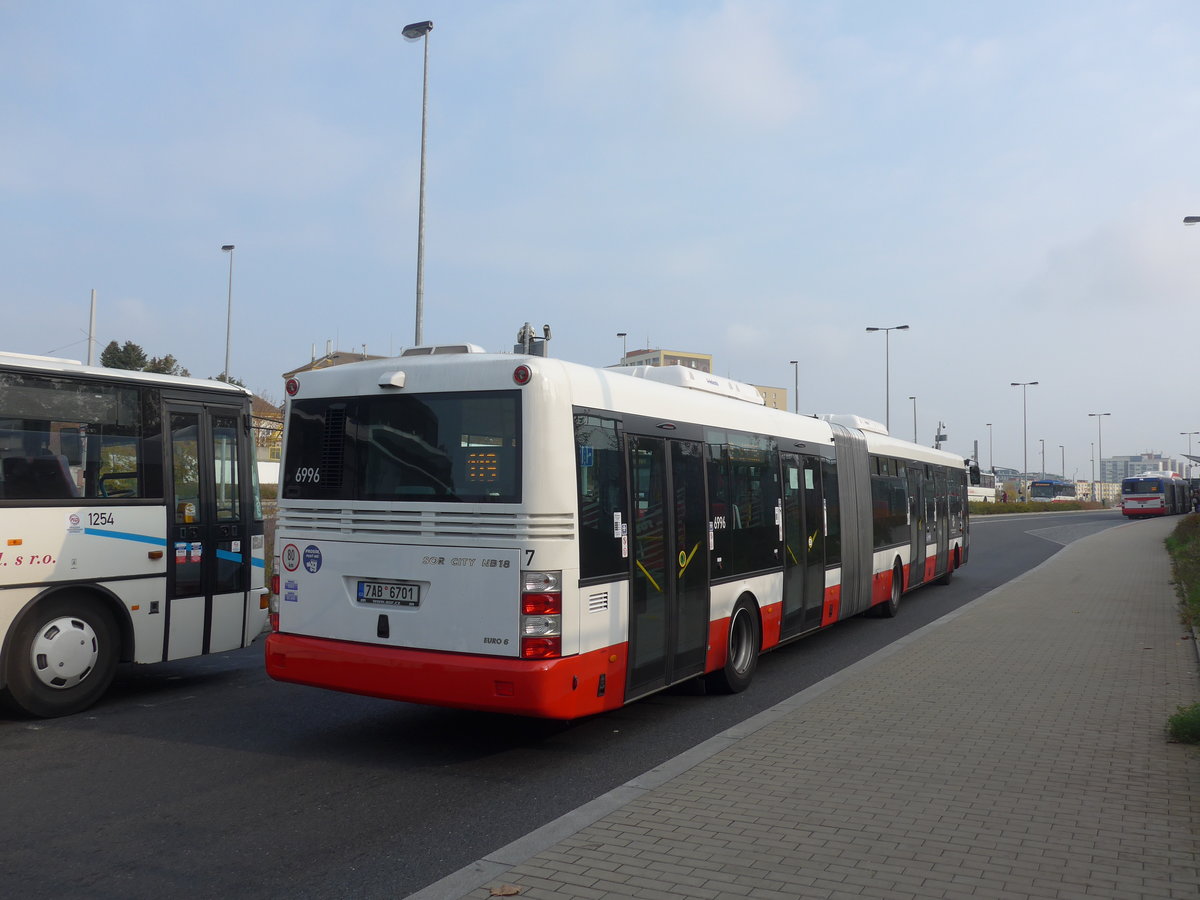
[85,528,265,567]
[84,528,168,547]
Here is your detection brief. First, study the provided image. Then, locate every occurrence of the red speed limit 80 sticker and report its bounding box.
[281,543,301,572]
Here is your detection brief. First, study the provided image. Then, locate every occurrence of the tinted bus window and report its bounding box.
[283,391,521,502]
[574,413,627,579]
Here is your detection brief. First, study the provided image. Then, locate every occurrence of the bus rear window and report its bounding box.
[282,391,521,503]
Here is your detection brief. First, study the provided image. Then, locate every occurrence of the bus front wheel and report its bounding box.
[705,597,761,694]
[2,595,120,718]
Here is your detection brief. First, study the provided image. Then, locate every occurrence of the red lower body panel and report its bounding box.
[265,633,628,719]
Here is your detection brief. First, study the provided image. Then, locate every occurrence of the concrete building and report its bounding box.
[1100,452,1185,483]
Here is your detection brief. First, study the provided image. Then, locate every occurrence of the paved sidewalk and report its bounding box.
[417,516,1200,900]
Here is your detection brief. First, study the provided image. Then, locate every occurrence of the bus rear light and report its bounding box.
[269,611,280,632]
[270,573,280,595]
[521,569,561,658]
[513,365,532,385]
[522,615,560,636]
[522,593,561,616]
[521,637,561,659]
[523,570,561,592]
[285,377,300,396]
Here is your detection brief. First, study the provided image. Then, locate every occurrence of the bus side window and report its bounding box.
[574,414,627,580]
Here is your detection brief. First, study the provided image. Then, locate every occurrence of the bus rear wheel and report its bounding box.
[2,595,120,718]
[876,563,903,618]
[705,597,760,694]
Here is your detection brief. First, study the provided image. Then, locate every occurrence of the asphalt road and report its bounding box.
[0,509,1127,899]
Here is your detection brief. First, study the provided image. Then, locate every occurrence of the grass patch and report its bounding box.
[970,500,1104,515]
[1166,514,1200,630]
[1168,703,1200,744]
[1165,516,1200,744]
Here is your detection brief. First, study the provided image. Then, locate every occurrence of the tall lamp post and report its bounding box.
[617,332,628,364]
[404,19,434,346]
[221,244,235,380]
[1011,381,1038,501]
[986,423,993,472]
[790,360,799,413]
[865,324,909,431]
[1059,444,1065,480]
[1039,438,1045,481]
[1089,412,1111,506]
[908,396,917,442]
[1181,431,1199,479]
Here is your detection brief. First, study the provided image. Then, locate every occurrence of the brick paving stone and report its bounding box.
[429,518,1200,900]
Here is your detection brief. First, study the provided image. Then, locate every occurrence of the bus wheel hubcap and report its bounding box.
[30,617,99,689]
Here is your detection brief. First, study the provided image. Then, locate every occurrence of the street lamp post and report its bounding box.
[908,396,917,442]
[790,360,799,413]
[865,324,909,432]
[986,423,993,472]
[221,244,235,380]
[1181,431,1199,479]
[1039,438,1045,481]
[1011,381,1038,501]
[1089,412,1111,506]
[404,19,434,346]
[1091,443,1095,500]
[617,332,628,364]
[1059,444,1065,481]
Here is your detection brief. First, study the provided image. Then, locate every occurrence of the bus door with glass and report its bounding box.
[625,435,710,700]
[165,402,251,660]
[780,452,825,639]
[906,464,926,588]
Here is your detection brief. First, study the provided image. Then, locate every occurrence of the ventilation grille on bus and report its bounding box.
[319,405,346,490]
[277,507,574,541]
[587,592,609,614]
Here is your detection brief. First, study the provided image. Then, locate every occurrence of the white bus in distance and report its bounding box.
[266,346,968,719]
[0,351,269,717]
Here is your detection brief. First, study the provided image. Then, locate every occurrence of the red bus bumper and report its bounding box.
[265,632,627,719]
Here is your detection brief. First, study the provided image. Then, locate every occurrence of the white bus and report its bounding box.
[266,346,968,718]
[967,468,998,503]
[0,352,269,717]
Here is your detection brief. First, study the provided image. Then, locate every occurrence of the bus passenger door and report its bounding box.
[780,453,824,639]
[906,464,926,588]
[625,436,709,700]
[934,467,950,575]
[165,403,251,661]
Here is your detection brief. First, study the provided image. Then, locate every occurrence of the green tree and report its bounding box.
[100,340,148,370]
[211,373,247,388]
[146,354,190,377]
[100,340,191,376]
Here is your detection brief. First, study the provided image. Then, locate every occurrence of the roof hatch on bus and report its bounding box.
[621,365,766,405]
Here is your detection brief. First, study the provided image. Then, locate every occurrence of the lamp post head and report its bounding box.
[1184,216,1200,225]
[403,20,433,40]
[616,332,626,338]
[221,244,234,252]
[790,359,798,365]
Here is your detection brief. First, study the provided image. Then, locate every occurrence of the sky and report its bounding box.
[4,0,1200,480]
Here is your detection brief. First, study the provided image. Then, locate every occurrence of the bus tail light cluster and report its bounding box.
[521,570,562,659]
[269,573,281,632]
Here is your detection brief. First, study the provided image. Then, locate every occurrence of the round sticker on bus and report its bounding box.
[303,545,323,574]
[281,543,301,572]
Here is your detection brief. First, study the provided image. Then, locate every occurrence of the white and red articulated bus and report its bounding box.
[266,346,967,718]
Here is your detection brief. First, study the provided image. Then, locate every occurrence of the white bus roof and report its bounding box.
[0,350,251,396]
[283,348,966,470]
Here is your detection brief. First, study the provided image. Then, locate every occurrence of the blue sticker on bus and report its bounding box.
[303,545,322,573]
